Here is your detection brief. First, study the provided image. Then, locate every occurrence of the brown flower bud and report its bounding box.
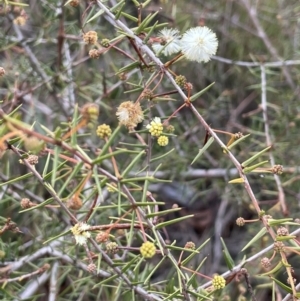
[87,263,96,273]
[27,154,39,165]
[277,226,288,236]
[67,196,82,210]
[261,257,271,269]
[89,49,101,59]
[69,0,79,7]
[95,231,109,243]
[236,217,245,226]
[273,241,285,253]
[184,241,195,250]
[0,67,5,77]
[21,198,33,209]
[83,31,98,45]
[106,242,118,254]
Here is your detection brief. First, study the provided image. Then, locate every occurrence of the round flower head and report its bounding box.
[14,16,27,26]
[212,275,226,290]
[106,242,119,254]
[140,241,156,258]
[157,135,169,146]
[146,117,163,137]
[261,257,271,269]
[152,28,181,56]
[181,26,218,63]
[69,0,79,6]
[0,67,6,77]
[89,49,101,59]
[116,101,144,130]
[70,222,91,245]
[87,263,96,273]
[96,124,112,139]
[83,31,98,45]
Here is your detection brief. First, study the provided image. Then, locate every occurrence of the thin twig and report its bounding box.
[260,65,287,215]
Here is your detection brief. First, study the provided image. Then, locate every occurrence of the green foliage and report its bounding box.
[0,0,300,300]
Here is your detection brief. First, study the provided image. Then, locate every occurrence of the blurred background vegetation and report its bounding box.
[1,0,300,300]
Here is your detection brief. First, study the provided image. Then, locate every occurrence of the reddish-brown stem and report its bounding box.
[152,90,179,98]
[73,170,92,202]
[45,148,81,165]
[164,53,184,68]
[128,38,148,67]
[62,118,87,141]
[107,140,121,179]
[181,266,213,281]
[162,103,186,126]
[84,193,99,223]
[106,209,133,233]
[88,223,149,232]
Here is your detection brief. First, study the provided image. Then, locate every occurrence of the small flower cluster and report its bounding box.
[277,226,288,236]
[96,124,112,139]
[81,103,99,122]
[140,241,156,258]
[234,132,243,139]
[26,154,39,165]
[0,67,5,77]
[152,26,218,63]
[212,275,226,290]
[175,75,187,87]
[184,241,195,250]
[69,0,79,7]
[83,31,98,45]
[87,263,96,273]
[146,117,169,146]
[101,38,110,48]
[152,28,181,56]
[271,165,283,175]
[95,231,109,243]
[273,241,285,253]
[70,222,91,245]
[116,101,144,130]
[23,136,45,154]
[14,15,27,26]
[89,49,101,59]
[106,242,118,254]
[236,217,245,226]
[157,135,169,146]
[261,257,271,269]
[141,89,154,100]
[67,195,82,210]
[147,117,163,137]
[20,198,34,209]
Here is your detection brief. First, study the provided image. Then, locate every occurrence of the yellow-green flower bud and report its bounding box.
[140,241,156,258]
[212,275,226,290]
[96,124,112,139]
[157,135,169,146]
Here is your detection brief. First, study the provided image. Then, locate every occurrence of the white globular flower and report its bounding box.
[181,26,218,63]
[70,222,91,245]
[152,28,181,56]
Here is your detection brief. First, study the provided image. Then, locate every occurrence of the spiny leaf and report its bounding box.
[241,227,267,252]
[228,177,245,184]
[227,134,251,150]
[191,137,214,165]
[241,146,272,167]
[220,237,235,270]
[154,215,194,229]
